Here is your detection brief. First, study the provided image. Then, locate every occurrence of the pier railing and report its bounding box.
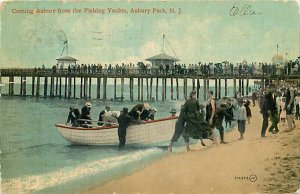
[1,67,299,79]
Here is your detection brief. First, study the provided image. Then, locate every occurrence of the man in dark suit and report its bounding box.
[266,84,279,134]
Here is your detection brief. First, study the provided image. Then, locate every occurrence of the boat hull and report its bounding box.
[55,117,177,146]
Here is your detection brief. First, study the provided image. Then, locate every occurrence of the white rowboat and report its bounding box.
[55,116,178,146]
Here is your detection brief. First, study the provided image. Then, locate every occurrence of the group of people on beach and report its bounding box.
[65,80,299,151]
[258,82,299,137]
[66,102,157,148]
[168,81,299,152]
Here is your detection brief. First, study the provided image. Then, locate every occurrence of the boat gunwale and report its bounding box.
[55,116,178,131]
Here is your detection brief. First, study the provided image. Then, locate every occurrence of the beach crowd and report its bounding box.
[66,80,299,150]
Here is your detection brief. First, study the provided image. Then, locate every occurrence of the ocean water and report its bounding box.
[0,84,242,194]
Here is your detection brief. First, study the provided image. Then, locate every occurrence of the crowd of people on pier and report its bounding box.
[65,80,299,150]
[37,56,300,77]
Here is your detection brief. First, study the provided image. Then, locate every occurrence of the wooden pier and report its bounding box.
[0,68,299,101]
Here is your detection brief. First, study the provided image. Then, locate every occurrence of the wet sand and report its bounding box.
[85,106,300,194]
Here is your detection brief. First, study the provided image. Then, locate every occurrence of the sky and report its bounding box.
[0,0,299,68]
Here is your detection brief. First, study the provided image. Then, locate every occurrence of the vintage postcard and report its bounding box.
[0,0,300,194]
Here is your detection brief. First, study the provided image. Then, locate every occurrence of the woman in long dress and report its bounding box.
[182,91,215,146]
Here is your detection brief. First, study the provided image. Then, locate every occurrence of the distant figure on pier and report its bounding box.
[98,105,111,125]
[81,102,92,125]
[129,103,150,122]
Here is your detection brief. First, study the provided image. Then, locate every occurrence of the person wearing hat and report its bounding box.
[66,107,75,125]
[140,104,153,121]
[265,85,279,134]
[98,105,111,125]
[168,105,191,152]
[118,107,132,148]
[170,108,177,117]
[237,98,247,140]
[148,108,157,120]
[214,102,231,144]
[182,90,215,146]
[66,107,81,127]
[81,102,92,125]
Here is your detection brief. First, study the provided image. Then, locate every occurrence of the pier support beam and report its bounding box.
[218,79,221,100]
[150,78,153,101]
[9,76,14,96]
[50,76,54,98]
[138,78,140,101]
[214,78,218,99]
[114,78,117,100]
[176,78,179,100]
[141,78,144,101]
[171,78,174,100]
[80,77,83,98]
[207,78,210,93]
[83,77,86,98]
[203,78,207,100]
[44,77,48,97]
[23,76,27,96]
[156,78,159,101]
[184,77,188,100]
[64,77,67,98]
[59,77,62,98]
[162,78,165,101]
[97,78,101,99]
[68,76,72,99]
[103,77,107,100]
[192,78,195,91]
[88,77,91,98]
[55,76,58,96]
[73,77,76,99]
[241,78,244,96]
[238,78,241,94]
[121,77,124,101]
[146,78,149,100]
[20,76,23,96]
[36,77,40,96]
[224,79,227,97]
[197,79,200,100]
[233,78,237,98]
[246,78,249,96]
[32,76,35,96]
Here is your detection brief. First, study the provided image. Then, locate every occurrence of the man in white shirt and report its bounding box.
[237,98,247,140]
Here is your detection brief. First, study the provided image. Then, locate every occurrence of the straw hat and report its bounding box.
[85,102,92,108]
[143,103,150,110]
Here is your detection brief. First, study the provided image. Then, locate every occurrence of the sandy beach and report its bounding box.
[85,106,300,194]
